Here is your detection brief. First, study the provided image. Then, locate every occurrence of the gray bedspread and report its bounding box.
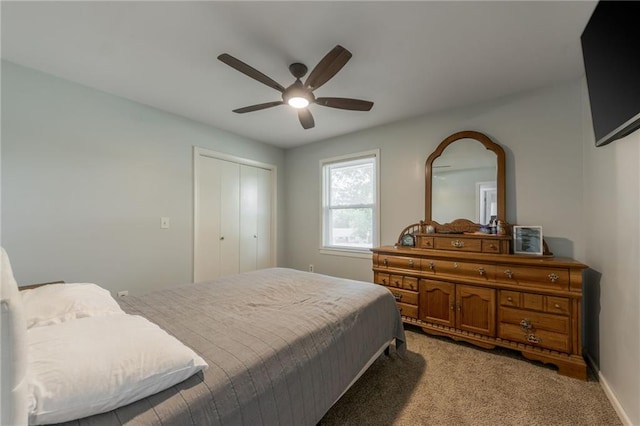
[57,268,405,426]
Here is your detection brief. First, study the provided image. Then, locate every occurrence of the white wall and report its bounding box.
[1,61,285,296]
[284,81,585,281]
[581,81,639,425]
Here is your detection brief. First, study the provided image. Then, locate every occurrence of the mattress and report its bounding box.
[55,267,406,426]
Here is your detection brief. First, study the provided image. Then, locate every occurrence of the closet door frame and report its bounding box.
[193,146,277,281]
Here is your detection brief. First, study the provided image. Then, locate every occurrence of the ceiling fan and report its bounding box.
[217,45,374,130]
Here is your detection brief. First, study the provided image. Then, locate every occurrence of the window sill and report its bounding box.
[319,248,372,259]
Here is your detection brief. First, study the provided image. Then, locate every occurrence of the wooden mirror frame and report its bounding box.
[425,130,506,227]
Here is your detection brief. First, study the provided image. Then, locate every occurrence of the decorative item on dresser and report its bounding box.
[372,131,589,379]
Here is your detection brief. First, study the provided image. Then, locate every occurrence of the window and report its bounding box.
[321,150,379,255]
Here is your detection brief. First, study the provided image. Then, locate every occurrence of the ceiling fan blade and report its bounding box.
[232,101,284,114]
[315,97,374,111]
[304,45,352,90]
[218,53,285,93]
[298,108,315,129]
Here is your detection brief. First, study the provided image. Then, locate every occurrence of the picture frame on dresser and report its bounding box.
[513,226,543,255]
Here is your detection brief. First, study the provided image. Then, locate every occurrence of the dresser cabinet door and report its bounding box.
[419,280,455,327]
[456,285,496,337]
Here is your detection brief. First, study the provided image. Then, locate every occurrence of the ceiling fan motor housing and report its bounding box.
[289,63,308,79]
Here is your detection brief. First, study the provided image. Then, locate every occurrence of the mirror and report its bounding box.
[425,131,505,226]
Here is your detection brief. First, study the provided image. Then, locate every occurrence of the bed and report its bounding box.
[4,261,405,425]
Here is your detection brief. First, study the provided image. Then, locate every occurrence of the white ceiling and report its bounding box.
[1,1,597,148]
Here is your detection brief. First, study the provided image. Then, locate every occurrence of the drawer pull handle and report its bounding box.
[478,267,485,276]
[408,259,414,267]
[394,280,401,286]
[526,334,540,344]
[554,303,561,309]
[450,303,455,310]
[428,262,435,270]
[382,278,387,284]
[451,239,465,248]
[520,318,532,331]
[489,244,497,249]
[393,293,402,301]
[453,262,459,269]
[548,273,559,283]
[383,258,388,266]
[507,296,513,302]
[504,269,513,279]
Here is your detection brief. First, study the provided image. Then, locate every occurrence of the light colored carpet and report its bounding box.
[321,326,621,426]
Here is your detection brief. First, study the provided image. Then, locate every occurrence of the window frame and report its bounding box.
[319,149,380,258]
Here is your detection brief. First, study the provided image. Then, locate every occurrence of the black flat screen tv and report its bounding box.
[581,1,640,147]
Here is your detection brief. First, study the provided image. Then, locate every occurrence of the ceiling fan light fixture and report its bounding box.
[287,96,309,109]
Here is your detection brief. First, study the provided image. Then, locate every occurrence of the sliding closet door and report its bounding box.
[194,155,222,282]
[255,167,272,269]
[194,156,240,281]
[240,165,258,272]
[239,165,272,272]
[194,148,275,282]
[218,160,240,277]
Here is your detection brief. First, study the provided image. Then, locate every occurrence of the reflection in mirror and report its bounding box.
[431,139,497,224]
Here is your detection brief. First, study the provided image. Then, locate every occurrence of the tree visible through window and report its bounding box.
[322,151,378,252]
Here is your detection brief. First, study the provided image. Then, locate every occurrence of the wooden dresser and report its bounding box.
[372,233,588,379]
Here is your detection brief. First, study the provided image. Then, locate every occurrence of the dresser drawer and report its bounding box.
[499,290,521,308]
[425,259,494,281]
[387,287,418,305]
[378,255,420,271]
[498,322,570,353]
[417,236,434,249]
[499,307,569,334]
[397,302,418,319]
[374,272,390,286]
[401,276,419,291]
[434,236,482,252]
[546,296,570,315]
[481,239,502,253]
[496,265,569,290]
[388,275,405,288]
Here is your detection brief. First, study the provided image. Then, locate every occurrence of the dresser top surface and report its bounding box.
[372,245,588,269]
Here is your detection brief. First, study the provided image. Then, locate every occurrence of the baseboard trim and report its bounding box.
[585,353,633,426]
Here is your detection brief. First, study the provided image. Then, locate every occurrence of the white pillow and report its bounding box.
[21,283,125,328]
[27,314,208,425]
[0,247,28,426]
